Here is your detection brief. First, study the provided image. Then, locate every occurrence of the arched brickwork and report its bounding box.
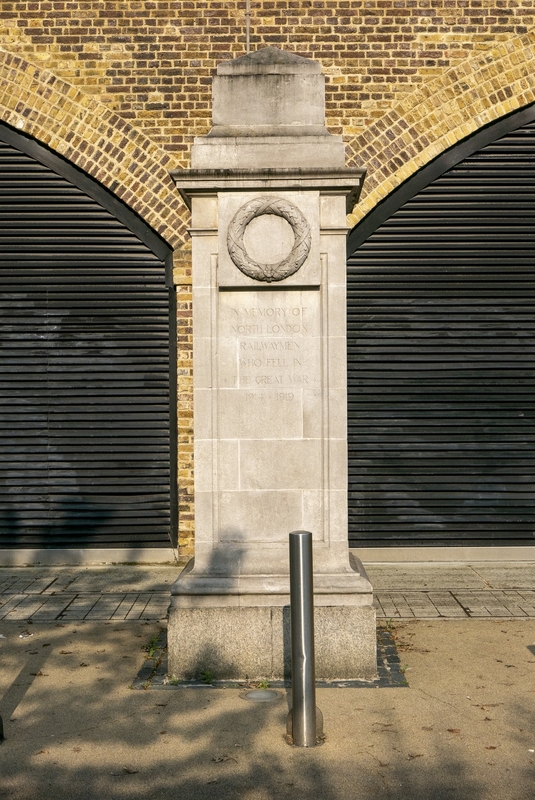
[4,32,535,242]
[0,48,187,250]
[0,48,194,559]
[346,31,535,230]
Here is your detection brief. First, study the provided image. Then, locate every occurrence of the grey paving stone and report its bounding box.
[59,594,101,619]
[0,577,20,593]
[426,591,467,617]
[2,595,47,620]
[1,578,40,595]
[0,564,532,622]
[365,565,487,590]
[513,590,535,616]
[453,592,491,616]
[374,594,401,618]
[125,593,153,619]
[385,593,416,618]
[443,589,535,618]
[29,595,75,620]
[20,576,57,594]
[141,595,170,619]
[497,591,530,617]
[372,596,385,615]
[0,594,27,618]
[110,593,139,619]
[478,592,513,617]
[43,573,77,593]
[405,595,441,617]
[84,595,126,619]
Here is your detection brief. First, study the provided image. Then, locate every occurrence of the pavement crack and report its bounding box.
[414,687,462,712]
[468,565,493,589]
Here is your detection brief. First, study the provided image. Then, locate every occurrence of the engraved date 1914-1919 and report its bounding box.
[246,392,295,402]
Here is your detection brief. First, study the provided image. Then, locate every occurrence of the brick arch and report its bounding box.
[346,30,535,230]
[0,49,186,249]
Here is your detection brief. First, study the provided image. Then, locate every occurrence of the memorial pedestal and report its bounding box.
[168,48,376,681]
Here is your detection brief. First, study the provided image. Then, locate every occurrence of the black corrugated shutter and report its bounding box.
[347,117,535,548]
[0,133,174,549]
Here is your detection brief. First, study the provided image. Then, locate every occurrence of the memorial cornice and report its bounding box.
[170,167,365,213]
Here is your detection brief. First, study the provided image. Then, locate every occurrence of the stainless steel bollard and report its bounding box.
[287,530,323,747]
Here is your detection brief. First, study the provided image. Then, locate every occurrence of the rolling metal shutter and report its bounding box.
[0,133,174,549]
[347,117,535,548]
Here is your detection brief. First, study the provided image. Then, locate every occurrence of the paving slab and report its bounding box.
[2,596,48,621]
[29,596,77,622]
[469,564,535,589]
[365,564,488,591]
[0,595,29,619]
[1,618,534,800]
[0,566,180,595]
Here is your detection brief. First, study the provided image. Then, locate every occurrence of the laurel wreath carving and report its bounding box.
[226,197,311,282]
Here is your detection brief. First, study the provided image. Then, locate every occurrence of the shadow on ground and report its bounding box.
[0,619,534,800]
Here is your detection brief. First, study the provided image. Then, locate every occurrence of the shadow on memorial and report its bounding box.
[178,532,294,682]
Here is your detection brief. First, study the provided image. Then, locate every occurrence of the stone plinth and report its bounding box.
[168,48,376,681]
[167,603,377,682]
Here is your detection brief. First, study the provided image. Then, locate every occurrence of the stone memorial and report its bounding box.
[168,47,376,680]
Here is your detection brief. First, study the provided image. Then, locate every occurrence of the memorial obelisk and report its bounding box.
[168,47,376,680]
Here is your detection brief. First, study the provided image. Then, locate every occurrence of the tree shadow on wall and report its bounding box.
[0,496,114,550]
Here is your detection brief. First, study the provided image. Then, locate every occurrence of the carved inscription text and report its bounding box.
[228,303,315,390]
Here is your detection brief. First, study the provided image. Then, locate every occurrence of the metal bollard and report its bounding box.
[287,530,323,747]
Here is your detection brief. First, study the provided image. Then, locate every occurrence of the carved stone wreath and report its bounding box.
[226,196,311,282]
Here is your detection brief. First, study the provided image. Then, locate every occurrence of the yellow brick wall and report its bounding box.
[2,2,535,163]
[348,30,535,227]
[2,1,535,556]
[173,246,194,559]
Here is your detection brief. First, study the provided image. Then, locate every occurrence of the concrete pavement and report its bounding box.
[1,615,534,800]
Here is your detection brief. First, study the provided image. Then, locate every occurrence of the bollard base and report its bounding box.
[286,707,325,747]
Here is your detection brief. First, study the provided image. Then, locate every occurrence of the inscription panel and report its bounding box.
[218,290,321,394]
[216,289,323,542]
